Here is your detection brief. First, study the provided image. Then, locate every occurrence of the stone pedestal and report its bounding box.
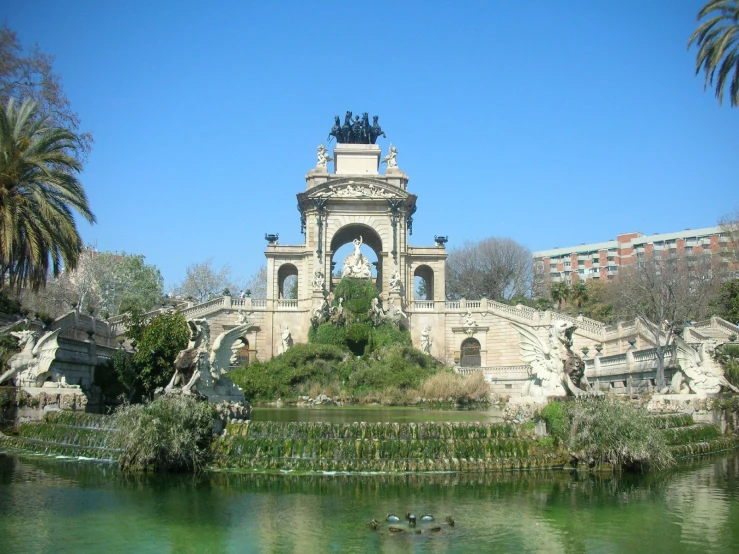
[333,144,381,175]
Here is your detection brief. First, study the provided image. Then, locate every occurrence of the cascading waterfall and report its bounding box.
[2,412,119,460]
[2,411,737,471]
[211,421,569,472]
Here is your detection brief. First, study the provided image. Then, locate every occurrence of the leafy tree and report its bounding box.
[176,258,237,302]
[0,99,95,292]
[578,279,615,323]
[445,237,531,300]
[689,1,739,107]
[0,25,92,159]
[93,252,163,316]
[550,281,571,310]
[18,248,163,318]
[711,279,739,323]
[116,309,189,399]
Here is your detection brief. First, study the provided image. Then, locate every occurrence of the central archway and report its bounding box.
[460,337,481,367]
[329,224,384,291]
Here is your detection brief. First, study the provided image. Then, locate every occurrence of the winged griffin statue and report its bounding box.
[670,336,739,395]
[0,329,68,388]
[162,319,251,420]
[511,321,594,398]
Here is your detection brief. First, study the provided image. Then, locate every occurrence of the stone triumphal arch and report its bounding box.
[182,115,684,396]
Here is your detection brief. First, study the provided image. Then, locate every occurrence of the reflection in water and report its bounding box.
[1,454,739,553]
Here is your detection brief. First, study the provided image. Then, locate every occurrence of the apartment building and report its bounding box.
[533,226,727,286]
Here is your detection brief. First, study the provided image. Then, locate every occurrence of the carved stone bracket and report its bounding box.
[387,199,405,262]
[451,326,489,338]
[311,198,329,259]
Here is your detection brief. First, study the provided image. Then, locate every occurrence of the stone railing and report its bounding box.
[180,296,228,319]
[411,301,435,310]
[252,298,267,308]
[456,365,531,379]
[277,299,299,309]
[715,317,739,335]
[466,301,482,308]
[49,311,112,339]
[551,311,606,337]
[489,301,537,322]
[445,301,461,309]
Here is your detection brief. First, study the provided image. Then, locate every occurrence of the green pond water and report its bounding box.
[251,405,504,423]
[2,452,739,553]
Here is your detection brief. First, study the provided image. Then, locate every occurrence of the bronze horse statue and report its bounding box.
[328,111,386,144]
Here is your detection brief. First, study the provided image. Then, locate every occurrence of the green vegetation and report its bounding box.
[232,275,465,404]
[112,309,189,400]
[0,99,95,292]
[715,343,739,387]
[109,395,215,473]
[689,0,739,108]
[712,279,739,324]
[229,342,450,405]
[538,399,674,472]
[0,289,23,315]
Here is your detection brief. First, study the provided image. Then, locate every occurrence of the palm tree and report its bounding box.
[550,281,571,310]
[0,99,95,291]
[570,282,589,311]
[689,0,739,107]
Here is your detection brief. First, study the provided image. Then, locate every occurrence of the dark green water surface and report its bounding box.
[2,452,739,553]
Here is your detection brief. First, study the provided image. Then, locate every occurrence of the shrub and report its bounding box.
[539,398,673,471]
[229,342,446,404]
[349,345,443,391]
[109,394,216,473]
[0,289,23,315]
[332,277,377,322]
[538,401,569,442]
[122,309,189,398]
[229,343,349,401]
[309,322,347,349]
[368,322,412,351]
[93,358,128,402]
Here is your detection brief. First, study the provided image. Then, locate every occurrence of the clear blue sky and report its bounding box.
[4,1,737,290]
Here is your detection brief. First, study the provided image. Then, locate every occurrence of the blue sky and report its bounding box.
[4,1,737,290]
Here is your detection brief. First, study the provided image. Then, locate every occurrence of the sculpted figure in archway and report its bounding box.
[341,236,372,278]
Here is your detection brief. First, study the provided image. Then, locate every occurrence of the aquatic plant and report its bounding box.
[108,394,215,473]
[539,398,674,472]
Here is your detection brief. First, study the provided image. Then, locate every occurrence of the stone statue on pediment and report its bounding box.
[382,144,398,168]
[316,144,333,168]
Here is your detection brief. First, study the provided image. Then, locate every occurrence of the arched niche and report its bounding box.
[233,337,250,366]
[460,337,481,367]
[414,265,434,300]
[329,224,383,290]
[277,263,298,299]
